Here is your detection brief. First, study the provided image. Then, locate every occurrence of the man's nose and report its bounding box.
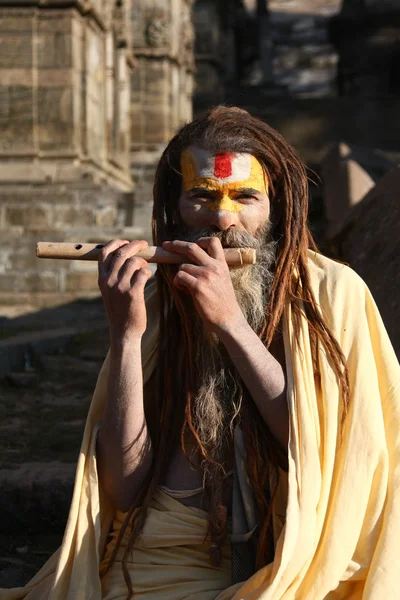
[208,195,241,230]
[210,209,239,231]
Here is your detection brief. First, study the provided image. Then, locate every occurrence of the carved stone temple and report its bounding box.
[0,0,194,307]
[1,0,399,310]
[0,0,348,307]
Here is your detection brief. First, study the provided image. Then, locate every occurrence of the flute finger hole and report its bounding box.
[75,244,83,250]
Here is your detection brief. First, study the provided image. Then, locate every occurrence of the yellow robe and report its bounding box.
[100,489,234,600]
[1,251,399,600]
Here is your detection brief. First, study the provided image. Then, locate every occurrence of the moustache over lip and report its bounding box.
[189,229,260,250]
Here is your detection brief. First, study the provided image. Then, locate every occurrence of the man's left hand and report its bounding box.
[162,238,246,334]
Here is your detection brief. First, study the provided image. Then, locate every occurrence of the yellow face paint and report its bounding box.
[181,148,268,213]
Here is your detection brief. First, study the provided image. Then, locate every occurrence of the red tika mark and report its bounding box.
[214,153,233,179]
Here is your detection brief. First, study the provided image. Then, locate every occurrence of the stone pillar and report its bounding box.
[0,1,133,189]
[0,0,138,308]
[129,0,195,230]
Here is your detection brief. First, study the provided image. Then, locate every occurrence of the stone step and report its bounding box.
[0,463,75,534]
[0,464,73,587]
[0,323,108,378]
[0,531,61,588]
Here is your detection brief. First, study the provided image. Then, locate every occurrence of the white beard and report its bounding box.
[178,224,277,458]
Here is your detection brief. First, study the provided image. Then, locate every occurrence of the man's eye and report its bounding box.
[192,194,213,201]
[235,194,255,201]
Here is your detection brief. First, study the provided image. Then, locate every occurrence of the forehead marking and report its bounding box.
[214,153,233,179]
[181,149,268,198]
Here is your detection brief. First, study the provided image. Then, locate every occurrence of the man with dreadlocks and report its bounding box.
[97,136,289,597]
[2,107,399,600]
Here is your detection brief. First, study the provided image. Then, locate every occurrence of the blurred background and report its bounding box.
[0,0,399,587]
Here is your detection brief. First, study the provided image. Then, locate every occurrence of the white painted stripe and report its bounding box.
[190,148,252,183]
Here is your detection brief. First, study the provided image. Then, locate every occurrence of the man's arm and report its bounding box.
[97,339,153,511]
[162,237,289,457]
[96,239,153,511]
[218,321,288,453]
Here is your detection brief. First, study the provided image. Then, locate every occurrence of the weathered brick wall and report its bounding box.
[0,5,132,187]
[0,0,197,309]
[0,182,146,307]
[0,1,139,308]
[130,0,194,146]
[129,0,195,207]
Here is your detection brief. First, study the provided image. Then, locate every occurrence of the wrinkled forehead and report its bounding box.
[181,147,268,193]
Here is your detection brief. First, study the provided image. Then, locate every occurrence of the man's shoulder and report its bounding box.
[305,250,370,332]
[306,250,366,300]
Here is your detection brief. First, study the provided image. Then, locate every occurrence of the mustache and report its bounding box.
[175,225,271,250]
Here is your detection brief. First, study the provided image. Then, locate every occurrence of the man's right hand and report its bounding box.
[97,239,152,342]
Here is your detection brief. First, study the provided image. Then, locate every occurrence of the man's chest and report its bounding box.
[159,447,233,513]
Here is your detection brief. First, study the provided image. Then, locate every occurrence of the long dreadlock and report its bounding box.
[101,106,350,597]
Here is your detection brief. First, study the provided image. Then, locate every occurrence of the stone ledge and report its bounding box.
[0,291,101,308]
[0,323,106,376]
[0,462,75,533]
[0,1,109,33]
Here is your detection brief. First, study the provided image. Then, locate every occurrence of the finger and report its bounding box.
[162,240,213,266]
[130,267,153,293]
[98,239,129,277]
[108,240,149,284]
[119,257,149,289]
[178,263,205,278]
[195,237,226,262]
[174,270,198,292]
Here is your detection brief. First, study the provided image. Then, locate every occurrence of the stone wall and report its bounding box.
[0,4,132,189]
[0,0,137,309]
[0,181,142,308]
[1,0,399,308]
[0,0,196,309]
[130,0,195,212]
[131,0,194,148]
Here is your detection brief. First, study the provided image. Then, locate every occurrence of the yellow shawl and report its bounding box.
[100,489,234,600]
[1,251,399,600]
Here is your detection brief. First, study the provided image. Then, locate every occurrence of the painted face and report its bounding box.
[181,148,268,213]
[179,147,270,235]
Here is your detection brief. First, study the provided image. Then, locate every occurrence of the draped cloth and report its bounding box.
[100,489,235,600]
[1,250,399,600]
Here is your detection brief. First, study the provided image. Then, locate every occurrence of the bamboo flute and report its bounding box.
[36,242,256,266]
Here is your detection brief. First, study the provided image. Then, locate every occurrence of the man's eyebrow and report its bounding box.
[188,186,216,194]
[187,186,261,195]
[234,188,261,195]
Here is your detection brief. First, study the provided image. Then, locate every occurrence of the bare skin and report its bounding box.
[96,177,289,512]
[163,237,289,453]
[96,239,154,511]
[96,237,288,511]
